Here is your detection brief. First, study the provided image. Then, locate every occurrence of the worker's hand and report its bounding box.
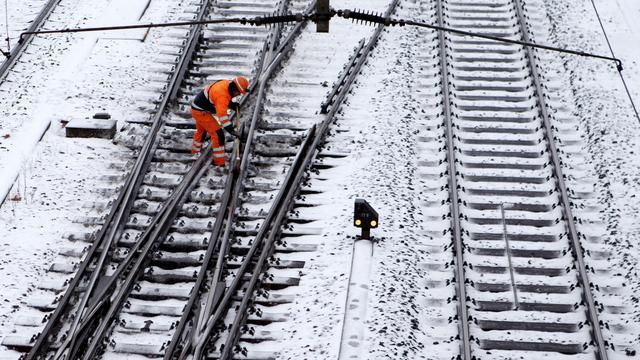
[229,101,240,112]
[228,129,240,139]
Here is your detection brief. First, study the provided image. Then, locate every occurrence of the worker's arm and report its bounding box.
[227,102,241,139]
[213,97,240,138]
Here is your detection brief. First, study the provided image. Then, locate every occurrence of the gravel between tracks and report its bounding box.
[271,3,456,358]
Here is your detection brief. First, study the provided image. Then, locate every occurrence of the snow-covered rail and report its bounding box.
[430,0,626,358]
[1,0,282,358]
[174,0,401,358]
[2,0,399,358]
[5,0,628,358]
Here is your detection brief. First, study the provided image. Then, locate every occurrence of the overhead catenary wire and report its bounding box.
[403,18,623,67]
[586,0,640,123]
[18,14,304,39]
[20,9,624,69]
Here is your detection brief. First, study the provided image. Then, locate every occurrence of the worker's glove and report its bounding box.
[227,129,240,139]
[222,124,238,138]
[229,101,240,112]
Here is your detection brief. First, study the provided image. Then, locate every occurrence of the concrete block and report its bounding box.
[66,118,117,139]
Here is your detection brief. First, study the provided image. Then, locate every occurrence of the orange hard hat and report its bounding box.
[232,76,249,94]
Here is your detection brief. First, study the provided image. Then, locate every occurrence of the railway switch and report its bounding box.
[354,198,378,240]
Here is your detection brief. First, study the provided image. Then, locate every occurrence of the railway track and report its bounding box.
[422,0,629,358]
[2,0,632,358]
[186,1,400,358]
[2,0,281,358]
[2,0,399,359]
[0,0,62,84]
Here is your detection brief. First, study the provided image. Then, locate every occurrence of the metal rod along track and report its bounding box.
[434,0,472,358]
[186,4,325,357]
[54,0,301,357]
[161,1,306,358]
[0,0,64,207]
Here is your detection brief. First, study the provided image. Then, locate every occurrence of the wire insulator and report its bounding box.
[244,13,304,26]
[307,9,336,24]
[336,9,405,26]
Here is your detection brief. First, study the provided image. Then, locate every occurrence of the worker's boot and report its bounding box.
[212,158,226,174]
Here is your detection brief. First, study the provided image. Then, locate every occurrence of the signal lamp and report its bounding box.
[354,198,378,240]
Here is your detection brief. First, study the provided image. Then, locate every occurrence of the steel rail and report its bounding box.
[157,3,318,358]
[78,152,213,360]
[48,147,215,357]
[62,0,215,352]
[320,38,365,114]
[215,0,317,309]
[31,144,213,359]
[64,0,302,354]
[215,0,401,357]
[219,125,316,360]
[512,0,609,358]
[164,170,233,360]
[0,0,61,84]
[71,16,285,353]
[162,1,294,357]
[435,0,610,357]
[434,0,472,359]
[189,5,317,356]
[25,1,215,358]
[26,153,135,359]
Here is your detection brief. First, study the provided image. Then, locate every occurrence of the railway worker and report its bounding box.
[190,76,250,167]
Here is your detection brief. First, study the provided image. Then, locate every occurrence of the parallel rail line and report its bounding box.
[3,0,396,358]
[0,0,64,207]
[163,2,314,358]
[3,0,623,359]
[179,0,401,358]
[434,0,613,358]
[2,0,284,358]
[20,0,219,358]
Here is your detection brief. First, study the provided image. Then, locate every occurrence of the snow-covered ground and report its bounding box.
[595,0,640,107]
[249,3,452,358]
[0,0,194,344]
[1,0,640,357]
[540,0,640,346]
[0,0,48,55]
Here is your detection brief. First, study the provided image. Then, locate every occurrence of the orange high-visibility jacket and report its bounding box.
[191,80,233,128]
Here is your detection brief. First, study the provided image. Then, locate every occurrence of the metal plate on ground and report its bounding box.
[66,118,117,139]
